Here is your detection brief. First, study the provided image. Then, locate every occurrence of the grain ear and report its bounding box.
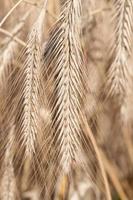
[43,0,84,173]
[42,1,111,199]
[0,127,20,200]
[106,0,133,103]
[6,0,48,159]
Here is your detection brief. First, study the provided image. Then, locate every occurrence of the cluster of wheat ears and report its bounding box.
[0,0,133,199]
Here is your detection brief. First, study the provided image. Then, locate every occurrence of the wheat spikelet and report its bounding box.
[106,0,133,101]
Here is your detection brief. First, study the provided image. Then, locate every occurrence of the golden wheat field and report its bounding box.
[0,0,133,199]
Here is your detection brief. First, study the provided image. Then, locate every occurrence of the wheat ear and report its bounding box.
[11,0,48,157]
[106,0,133,101]
[44,0,83,174]
[0,127,20,200]
[43,2,112,199]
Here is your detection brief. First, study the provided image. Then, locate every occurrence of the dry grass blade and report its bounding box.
[81,113,111,200]
[100,149,129,200]
[0,11,30,85]
[0,28,26,47]
[0,0,24,27]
